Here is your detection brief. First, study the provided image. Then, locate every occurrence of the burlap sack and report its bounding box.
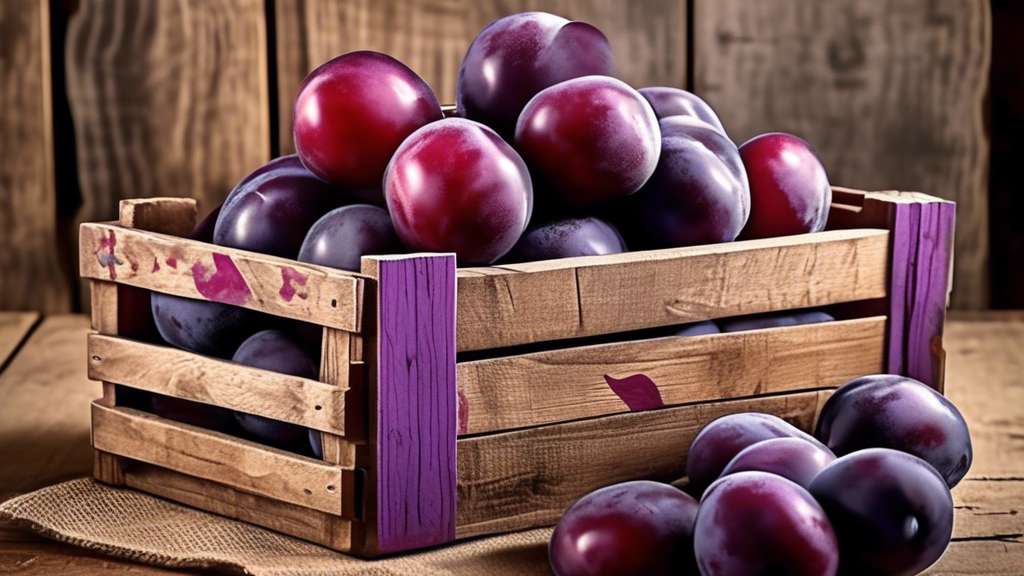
[0,479,552,575]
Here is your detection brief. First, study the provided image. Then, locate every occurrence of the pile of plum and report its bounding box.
[550,374,974,576]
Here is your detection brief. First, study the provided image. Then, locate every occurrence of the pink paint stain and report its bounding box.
[191,253,253,306]
[165,257,178,269]
[457,387,469,434]
[152,258,160,273]
[129,259,139,275]
[604,374,665,411]
[95,230,122,279]
[279,266,309,301]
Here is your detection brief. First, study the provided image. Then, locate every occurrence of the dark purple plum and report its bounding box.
[298,204,403,272]
[457,12,614,139]
[638,87,726,134]
[549,480,699,576]
[384,118,533,265]
[294,51,442,190]
[310,429,324,460]
[672,321,720,337]
[695,472,839,576]
[815,374,973,487]
[502,217,626,263]
[214,155,346,258]
[231,330,317,452]
[151,393,236,432]
[809,448,954,575]
[686,412,824,497]
[740,133,832,239]
[613,116,748,249]
[718,310,834,333]
[720,437,836,489]
[515,76,660,207]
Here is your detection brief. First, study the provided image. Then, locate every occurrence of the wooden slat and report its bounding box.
[456,229,890,352]
[79,222,364,332]
[455,389,825,538]
[0,0,71,313]
[119,198,199,238]
[693,0,990,310]
[88,334,347,435]
[91,402,348,515]
[457,316,885,435]
[0,313,39,371]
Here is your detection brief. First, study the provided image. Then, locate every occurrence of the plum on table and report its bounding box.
[638,87,727,135]
[719,437,836,489]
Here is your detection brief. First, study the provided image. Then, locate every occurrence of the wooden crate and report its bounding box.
[80,188,954,556]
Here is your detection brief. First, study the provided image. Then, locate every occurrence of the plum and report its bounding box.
[695,472,839,576]
[613,116,749,249]
[809,448,954,575]
[384,118,532,265]
[739,133,832,239]
[549,480,699,576]
[502,217,626,263]
[718,310,834,333]
[686,412,824,497]
[214,155,345,259]
[298,205,403,272]
[151,393,236,432]
[294,51,443,191]
[815,374,973,487]
[457,12,614,139]
[720,437,836,489]
[672,321,720,337]
[638,87,726,134]
[515,76,661,207]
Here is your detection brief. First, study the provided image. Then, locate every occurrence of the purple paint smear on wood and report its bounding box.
[191,253,253,306]
[95,230,122,279]
[375,255,457,552]
[604,374,666,411]
[279,266,309,301]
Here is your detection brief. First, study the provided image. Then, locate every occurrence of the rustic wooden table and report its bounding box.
[0,313,1021,574]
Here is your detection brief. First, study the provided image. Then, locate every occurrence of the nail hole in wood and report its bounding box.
[303,488,312,496]
[327,485,336,493]
[331,299,338,308]
[91,355,101,361]
[315,405,322,411]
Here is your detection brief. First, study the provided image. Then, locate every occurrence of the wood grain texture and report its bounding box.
[79,223,364,332]
[119,198,199,238]
[457,229,890,352]
[455,389,824,538]
[693,0,990,310]
[319,328,357,469]
[0,313,39,371]
[273,0,687,153]
[365,254,457,553]
[87,334,347,435]
[457,316,885,435]
[0,0,72,313]
[91,402,348,515]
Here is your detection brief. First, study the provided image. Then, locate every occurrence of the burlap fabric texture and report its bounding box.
[0,478,553,575]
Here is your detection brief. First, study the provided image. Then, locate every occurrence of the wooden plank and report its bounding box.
[0,313,39,372]
[0,0,72,313]
[455,389,823,538]
[119,198,199,237]
[274,0,687,154]
[457,316,885,435]
[87,334,347,435]
[363,254,458,554]
[88,279,126,485]
[951,478,1024,541]
[0,542,187,575]
[693,0,990,310]
[457,229,890,352]
[90,402,348,515]
[925,541,1024,575]
[79,222,364,332]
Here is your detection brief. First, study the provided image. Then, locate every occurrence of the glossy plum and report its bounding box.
[695,472,839,576]
[686,412,823,497]
[384,118,532,265]
[718,310,834,333]
[739,133,832,239]
[809,448,954,575]
[614,116,749,249]
[720,437,836,489]
[672,321,720,337]
[298,205,403,272]
[638,87,726,134]
[515,76,660,207]
[549,480,699,576]
[151,393,236,433]
[294,51,443,190]
[214,155,346,258]
[502,217,626,263]
[231,330,317,452]
[815,374,973,487]
[457,12,614,139]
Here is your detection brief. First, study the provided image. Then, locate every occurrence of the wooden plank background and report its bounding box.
[0,0,994,311]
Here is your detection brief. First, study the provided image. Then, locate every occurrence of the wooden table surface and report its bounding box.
[0,313,1021,574]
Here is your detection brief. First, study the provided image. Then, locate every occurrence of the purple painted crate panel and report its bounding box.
[375,254,457,552]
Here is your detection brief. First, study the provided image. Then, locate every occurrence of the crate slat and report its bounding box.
[88,334,348,435]
[456,316,885,435]
[91,402,350,515]
[79,222,364,332]
[454,389,828,538]
[456,229,890,352]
